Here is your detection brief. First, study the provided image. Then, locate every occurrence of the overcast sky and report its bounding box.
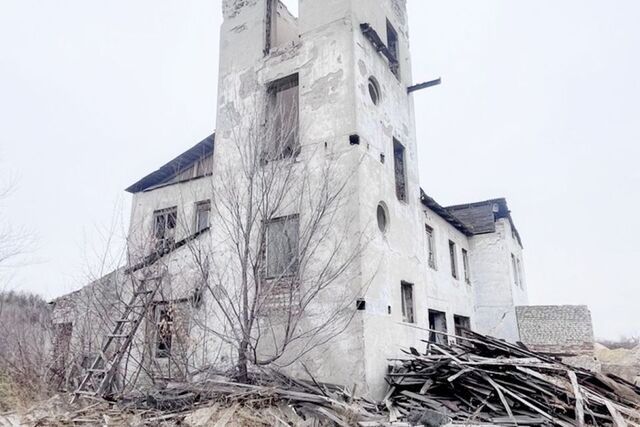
[1,1,638,339]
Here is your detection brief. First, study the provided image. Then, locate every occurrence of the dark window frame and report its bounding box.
[153,207,178,249]
[386,19,400,78]
[393,139,407,202]
[154,304,173,359]
[454,314,471,338]
[400,281,415,324]
[428,309,448,345]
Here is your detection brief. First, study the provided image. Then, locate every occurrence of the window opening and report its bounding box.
[194,201,211,234]
[400,281,415,324]
[511,253,519,287]
[516,258,524,288]
[265,215,300,279]
[454,315,471,338]
[266,0,299,53]
[462,248,471,284]
[154,207,178,250]
[377,203,389,233]
[449,240,458,279]
[393,139,407,202]
[368,77,380,105]
[428,310,448,345]
[386,20,400,78]
[155,304,173,359]
[266,74,300,160]
[425,225,437,269]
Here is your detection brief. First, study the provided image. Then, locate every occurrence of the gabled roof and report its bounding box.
[125,133,215,194]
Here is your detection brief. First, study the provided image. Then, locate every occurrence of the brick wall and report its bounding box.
[516,305,594,355]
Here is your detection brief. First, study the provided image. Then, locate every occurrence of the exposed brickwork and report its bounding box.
[516,305,594,355]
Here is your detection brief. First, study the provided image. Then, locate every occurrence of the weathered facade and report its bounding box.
[52,0,531,398]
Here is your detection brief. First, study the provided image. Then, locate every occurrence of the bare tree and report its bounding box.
[175,89,372,382]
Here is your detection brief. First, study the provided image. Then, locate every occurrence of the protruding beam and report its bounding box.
[408,78,442,94]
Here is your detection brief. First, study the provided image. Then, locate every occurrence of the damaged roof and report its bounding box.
[125,133,215,193]
[420,190,523,246]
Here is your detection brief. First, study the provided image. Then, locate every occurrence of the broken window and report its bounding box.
[454,315,471,338]
[462,248,471,284]
[449,240,458,279]
[265,215,299,279]
[266,74,300,160]
[400,281,415,324]
[393,139,407,202]
[194,200,211,234]
[386,20,400,78]
[428,310,448,345]
[153,207,177,250]
[511,253,519,287]
[155,304,173,359]
[266,0,299,53]
[425,225,437,270]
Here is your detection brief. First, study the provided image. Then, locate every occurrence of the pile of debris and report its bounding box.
[386,330,640,426]
[4,331,640,426]
[0,371,389,426]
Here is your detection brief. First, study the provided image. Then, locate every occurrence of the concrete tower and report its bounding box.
[215,0,425,396]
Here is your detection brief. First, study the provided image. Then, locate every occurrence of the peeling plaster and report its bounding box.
[304,70,344,111]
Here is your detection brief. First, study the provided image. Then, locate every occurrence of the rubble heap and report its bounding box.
[386,330,640,426]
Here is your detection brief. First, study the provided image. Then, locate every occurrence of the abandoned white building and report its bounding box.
[52,0,532,399]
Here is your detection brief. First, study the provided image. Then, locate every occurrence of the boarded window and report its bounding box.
[449,240,458,279]
[266,215,299,279]
[155,305,173,359]
[428,310,448,345]
[425,225,436,269]
[154,207,178,250]
[386,20,400,78]
[400,281,415,324]
[194,201,211,233]
[454,315,471,338]
[393,139,407,202]
[267,74,300,159]
[462,248,471,284]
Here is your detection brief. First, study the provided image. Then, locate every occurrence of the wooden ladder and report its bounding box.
[71,276,160,403]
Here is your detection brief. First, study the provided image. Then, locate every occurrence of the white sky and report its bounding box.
[0,1,638,339]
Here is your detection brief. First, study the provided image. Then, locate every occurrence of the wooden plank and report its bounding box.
[568,370,585,427]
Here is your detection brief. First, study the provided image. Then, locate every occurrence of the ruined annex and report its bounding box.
[52,0,544,400]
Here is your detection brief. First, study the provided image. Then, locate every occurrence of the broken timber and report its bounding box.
[385,329,640,426]
[408,78,442,94]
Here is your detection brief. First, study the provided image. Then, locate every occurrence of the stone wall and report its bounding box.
[516,305,594,355]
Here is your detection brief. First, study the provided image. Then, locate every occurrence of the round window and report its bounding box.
[368,77,380,105]
[377,203,388,233]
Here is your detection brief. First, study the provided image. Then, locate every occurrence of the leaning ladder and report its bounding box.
[71,276,160,403]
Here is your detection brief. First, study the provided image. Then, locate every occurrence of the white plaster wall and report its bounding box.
[470,219,527,342]
[422,208,475,333]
